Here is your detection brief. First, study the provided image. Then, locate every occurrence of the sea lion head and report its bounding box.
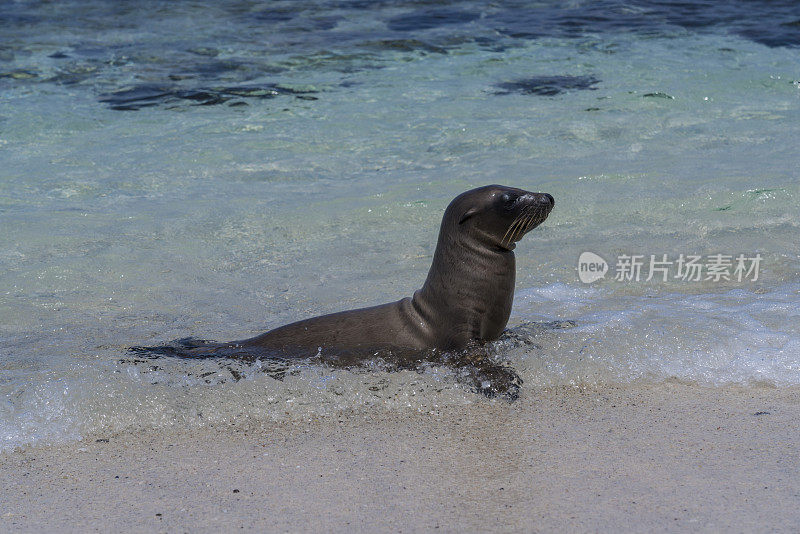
[449,185,554,250]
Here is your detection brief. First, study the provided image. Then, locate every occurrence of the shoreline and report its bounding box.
[3,382,799,532]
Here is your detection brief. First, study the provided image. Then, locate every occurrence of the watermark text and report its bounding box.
[578,252,762,284]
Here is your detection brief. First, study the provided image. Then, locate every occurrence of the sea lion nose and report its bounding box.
[542,193,554,207]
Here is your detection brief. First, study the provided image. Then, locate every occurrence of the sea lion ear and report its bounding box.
[458,207,479,225]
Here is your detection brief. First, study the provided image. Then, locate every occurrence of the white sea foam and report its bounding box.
[512,283,800,387]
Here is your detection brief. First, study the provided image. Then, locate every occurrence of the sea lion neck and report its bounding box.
[412,214,516,348]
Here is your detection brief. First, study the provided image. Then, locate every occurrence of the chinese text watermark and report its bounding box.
[578,252,762,284]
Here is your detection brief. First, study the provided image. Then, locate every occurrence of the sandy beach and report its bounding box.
[3,382,799,532]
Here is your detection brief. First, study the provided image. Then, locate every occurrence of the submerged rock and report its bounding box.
[98,83,319,111]
[495,75,600,96]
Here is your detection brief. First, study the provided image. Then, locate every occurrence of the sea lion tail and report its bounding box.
[128,337,241,359]
[125,338,295,381]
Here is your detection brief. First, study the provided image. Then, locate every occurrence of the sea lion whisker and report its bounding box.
[526,207,542,230]
[507,215,527,244]
[511,206,539,243]
[504,215,527,246]
[512,212,535,243]
[522,205,549,236]
[529,206,546,227]
[501,213,524,246]
[502,206,534,245]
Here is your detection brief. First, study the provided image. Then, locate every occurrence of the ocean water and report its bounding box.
[1,0,799,450]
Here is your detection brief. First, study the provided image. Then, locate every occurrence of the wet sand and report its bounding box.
[3,382,799,532]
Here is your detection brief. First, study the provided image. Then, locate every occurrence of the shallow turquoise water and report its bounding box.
[1,1,799,450]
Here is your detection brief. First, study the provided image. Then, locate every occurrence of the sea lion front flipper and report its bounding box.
[448,343,523,402]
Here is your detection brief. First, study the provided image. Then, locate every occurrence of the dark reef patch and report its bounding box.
[361,39,448,54]
[495,75,600,96]
[251,7,296,24]
[99,83,318,111]
[387,9,480,32]
[738,21,800,48]
[642,92,674,99]
[486,1,800,48]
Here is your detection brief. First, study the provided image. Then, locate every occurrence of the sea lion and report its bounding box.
[241,184,553,356]
[130,185,554,397]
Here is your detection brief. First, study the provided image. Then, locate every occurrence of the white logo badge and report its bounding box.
[578,252,608,283]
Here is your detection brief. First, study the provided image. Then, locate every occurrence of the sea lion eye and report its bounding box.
[500,192,515,207]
